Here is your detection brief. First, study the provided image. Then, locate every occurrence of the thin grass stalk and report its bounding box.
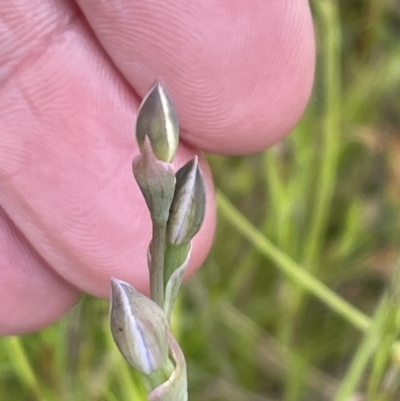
[303,0,342,270]
[281,3,341,397]
[263,125,317,400]
[5,336,46,400]
[217,190,368,330]
[367,258,400,399]
[219,301,341,400]
[216,191,400,369]
[263,149,288,248]
[333,295,390,401]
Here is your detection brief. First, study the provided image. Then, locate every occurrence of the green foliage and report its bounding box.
[2,0,400,400]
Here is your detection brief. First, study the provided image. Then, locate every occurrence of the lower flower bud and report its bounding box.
[110,277,169,374]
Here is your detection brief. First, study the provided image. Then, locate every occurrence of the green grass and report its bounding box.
[2,0,400,400]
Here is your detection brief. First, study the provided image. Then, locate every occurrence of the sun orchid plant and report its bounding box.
[109,81,206,401]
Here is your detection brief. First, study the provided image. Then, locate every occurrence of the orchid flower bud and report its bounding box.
[110,277,169,374]
[132,139,176,225]
[166,157,206,245]
[136,81,179,163]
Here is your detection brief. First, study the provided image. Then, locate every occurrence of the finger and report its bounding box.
[0,208,79,335]
[76,0,315,154]
[0,2,216,333]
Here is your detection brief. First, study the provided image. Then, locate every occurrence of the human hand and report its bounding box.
[0,0,314,334]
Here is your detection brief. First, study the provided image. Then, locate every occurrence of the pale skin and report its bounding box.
[0,0,315,334]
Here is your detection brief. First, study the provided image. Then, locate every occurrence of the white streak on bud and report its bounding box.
[136,81,179,162]
[167,157,206,245]
[110,277,169,374]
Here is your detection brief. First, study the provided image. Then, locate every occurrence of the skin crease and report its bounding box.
[0,0,315,334]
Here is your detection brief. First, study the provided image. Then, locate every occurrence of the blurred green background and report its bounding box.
[2,1,400,400]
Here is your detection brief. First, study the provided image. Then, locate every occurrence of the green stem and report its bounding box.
[150,221,167,307]
[303,0,341,270]
[5,336,46,400]
[216,191,400,365]
[333,296,389,401]
[217,190,368,330]
[282,3,340,397]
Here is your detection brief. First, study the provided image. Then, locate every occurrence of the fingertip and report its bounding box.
[77,0,315,154]
[0,210,80,335]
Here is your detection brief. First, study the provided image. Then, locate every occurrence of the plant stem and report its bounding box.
[333,295,389,401]
[217,190,368,330]
[303,0,341,271]
[150,221,167,307]
[5,336,46,400]
[217,190,400,364]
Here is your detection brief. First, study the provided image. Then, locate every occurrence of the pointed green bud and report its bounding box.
[132,139,176,225]
[167,157,206,245]
[149,330,188,401]
[110,277,169,374]
[136,81,179,162]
